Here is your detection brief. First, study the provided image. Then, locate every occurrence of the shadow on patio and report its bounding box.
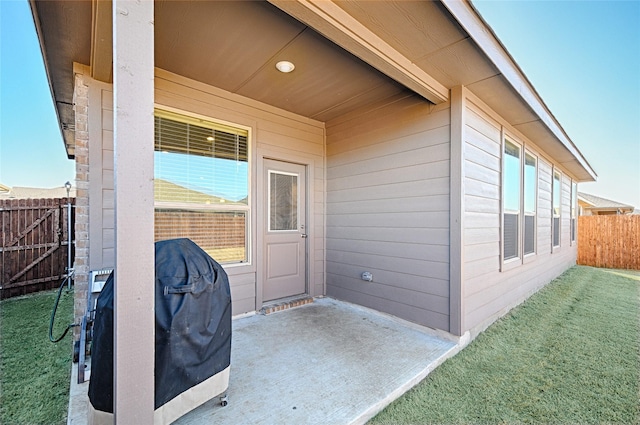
[69,298,462,425]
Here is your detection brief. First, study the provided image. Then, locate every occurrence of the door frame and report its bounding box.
[256,149,316,310]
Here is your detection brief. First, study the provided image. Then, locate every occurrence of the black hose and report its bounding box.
[49,276,75,343]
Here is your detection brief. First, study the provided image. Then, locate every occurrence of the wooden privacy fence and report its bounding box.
[577,215,640,270]
[0,198,75,299]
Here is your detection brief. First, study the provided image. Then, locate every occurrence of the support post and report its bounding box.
[449,85,465,336]
[113,1,155,423]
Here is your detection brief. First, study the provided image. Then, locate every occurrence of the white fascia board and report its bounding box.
[442,0,597,181]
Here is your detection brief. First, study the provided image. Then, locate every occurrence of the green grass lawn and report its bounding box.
[371,266,640,424]
[0,288,74,425]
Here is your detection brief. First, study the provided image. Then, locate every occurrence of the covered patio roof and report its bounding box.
[30,0,596,181]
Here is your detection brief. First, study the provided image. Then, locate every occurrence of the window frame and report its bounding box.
[501,135,523,271]
[522,150,538,261]
[552,168,562,251]
[570,181,577,245]
[153,106,252,268]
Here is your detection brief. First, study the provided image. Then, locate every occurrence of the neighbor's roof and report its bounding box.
[0,185,76,200]
[578,192,635,211]
[154,179,240,205]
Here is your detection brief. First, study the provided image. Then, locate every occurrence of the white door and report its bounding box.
[263,160,307,302]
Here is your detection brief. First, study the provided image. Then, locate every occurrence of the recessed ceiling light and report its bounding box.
[276,60,295,73]
[206,136,214,142]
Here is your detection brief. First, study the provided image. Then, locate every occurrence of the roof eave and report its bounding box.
[441,0,597,182]
[28,0,75,159]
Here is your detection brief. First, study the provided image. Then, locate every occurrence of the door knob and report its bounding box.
[301,234,308,238]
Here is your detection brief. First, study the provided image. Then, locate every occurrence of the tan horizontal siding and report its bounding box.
[328,194,448,215]
[326,261,450,298]
[327,126,450,168]
[326,94,451,330]
[327,238,449,262]
[326,226,450,246]
[461,98,577,336]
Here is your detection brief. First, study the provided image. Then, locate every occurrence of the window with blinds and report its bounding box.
[503,139,521,261]
[552,171,561,248]
[154,110,250,264]
[523,152,537,255]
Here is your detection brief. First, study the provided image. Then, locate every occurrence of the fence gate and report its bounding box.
[0,198,75,299]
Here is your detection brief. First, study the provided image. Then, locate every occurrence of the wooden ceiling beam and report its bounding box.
[268,0,449,104]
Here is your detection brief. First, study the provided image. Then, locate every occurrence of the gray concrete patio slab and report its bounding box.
[68,297,462,425]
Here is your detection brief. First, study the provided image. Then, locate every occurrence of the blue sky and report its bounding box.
[1,0,639,207]
[473,0,640,208]
[0,0,75,189]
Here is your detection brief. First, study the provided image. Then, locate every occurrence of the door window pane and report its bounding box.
[269,172,297,231]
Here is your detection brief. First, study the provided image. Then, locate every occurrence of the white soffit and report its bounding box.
[415,38,499,88]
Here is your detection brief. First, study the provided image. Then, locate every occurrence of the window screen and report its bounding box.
[524,215,535,255]
[552,171,561,248]
[504,213,519,260]
[553,217,561,247]
[154,110,249,264]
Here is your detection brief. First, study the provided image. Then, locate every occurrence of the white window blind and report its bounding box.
[154,110,249,264]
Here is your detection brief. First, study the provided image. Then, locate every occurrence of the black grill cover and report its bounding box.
[88,238,232,412]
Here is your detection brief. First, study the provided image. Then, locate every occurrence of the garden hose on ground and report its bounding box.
[49,275,76,343]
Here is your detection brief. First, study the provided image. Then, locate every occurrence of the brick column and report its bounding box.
[72,72,90,339]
